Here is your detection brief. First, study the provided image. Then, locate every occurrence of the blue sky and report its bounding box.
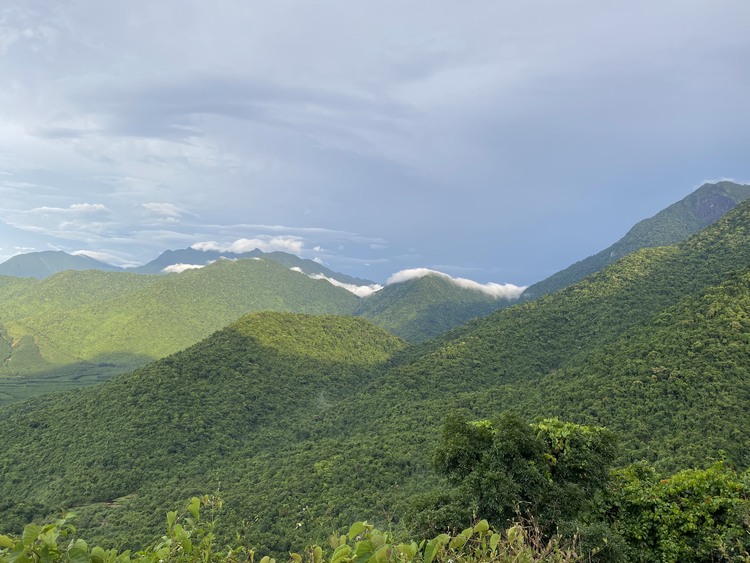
[0,0,748,285]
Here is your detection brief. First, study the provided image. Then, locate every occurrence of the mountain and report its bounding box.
[0,258,360,405]
[355,273,509,342]
[130,247,263,274]
[522,180,750,299]
[0,250,122,279]
[133,247,377,287]
[2,198,750,552]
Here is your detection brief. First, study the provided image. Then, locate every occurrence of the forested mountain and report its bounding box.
[355,273,507,341]
[0,250,123,279]
[2,198,750,558]
[0,258,359,405]
[523,180,750,299]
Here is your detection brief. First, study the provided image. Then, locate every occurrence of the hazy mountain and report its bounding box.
[2,198,750,551]
[522,180,750,299]
[130,247,264,273]
[132,247,377,287]
[0,250,122,279]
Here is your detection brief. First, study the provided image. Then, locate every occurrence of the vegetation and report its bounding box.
[3,193,750,560]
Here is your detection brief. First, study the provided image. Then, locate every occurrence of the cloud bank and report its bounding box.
[289,267,383,297]
[192,237,304,254]
[387,268,526,299]
[162,263,206,274]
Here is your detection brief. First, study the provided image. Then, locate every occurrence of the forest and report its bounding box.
[2,192,750,561]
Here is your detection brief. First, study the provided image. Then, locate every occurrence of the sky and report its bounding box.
[1,1,749,286]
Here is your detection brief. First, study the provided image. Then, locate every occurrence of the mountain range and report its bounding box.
[1,186,750,555]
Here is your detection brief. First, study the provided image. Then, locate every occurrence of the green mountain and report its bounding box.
[2,198,750,553]
[355,274,509,342]
[0,251,123,279]
[0,258,360,405]
[522,180,750,299]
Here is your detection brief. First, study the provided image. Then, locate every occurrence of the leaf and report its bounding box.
[289,553,302,563]
[67,541,89,563]
[423,540,438,563]
[490,533,501,552]
[473,519,489,534]
[0,535,16,549]
[347,522,366,541]
[21,525,42,547]
[90,546,107,563]
[313,545,323,563]
[186,497,201,520]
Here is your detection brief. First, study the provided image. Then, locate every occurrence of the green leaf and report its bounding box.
[186,498,201,520]
[0,535,16,549]
[68,541,89,563]
[423,540,438,563]
[489,533,501,552]
[347,522,366,541]
[21,525,42,547]
[473,519,489,534]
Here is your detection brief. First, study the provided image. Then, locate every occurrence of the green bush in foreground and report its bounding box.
[0,496,579,563]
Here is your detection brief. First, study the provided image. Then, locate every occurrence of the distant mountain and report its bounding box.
[132,247,376,287]
[522,180,750,299]
[0,250,122,279]
[130,247,263,274]
[355,273,508,342]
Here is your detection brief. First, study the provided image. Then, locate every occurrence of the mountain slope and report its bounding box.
[0,313,405,548]
[0,251,122,279]
[0,258,360,405]
[523,180,750,299]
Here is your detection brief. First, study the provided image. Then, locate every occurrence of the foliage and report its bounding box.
[605,462,750,562]
[0,497,581,563]
[412,415,616,543]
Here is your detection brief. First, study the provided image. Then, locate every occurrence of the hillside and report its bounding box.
[523,180,750,298]
[2,199,750,553]
[355,274,508,342]
[0,258,359,405]
[0,313,405,549]
[0,250,123,279]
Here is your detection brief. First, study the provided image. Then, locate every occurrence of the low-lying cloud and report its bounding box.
[162,263,206,274]
[289,267,383,297]
[192,236,304,254]
[387,268,526,299]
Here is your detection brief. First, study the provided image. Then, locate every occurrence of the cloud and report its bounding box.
[387,268,526,299]
[30,203,110,214]
[308,273,383,298]
[289,266,383,297]
[71,249,117,264]
[162,263,206,274]
[142,202,192,223]
[192,236,304,254]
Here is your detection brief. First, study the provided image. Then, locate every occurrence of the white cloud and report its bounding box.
[192,236,304,254]
[289,266,304,273]
[387,268,526,299]
[142,202,189,223]
[31,203,110,214]
[309,273,382,298]
[162,263,206,274]
[71,249,117,264]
